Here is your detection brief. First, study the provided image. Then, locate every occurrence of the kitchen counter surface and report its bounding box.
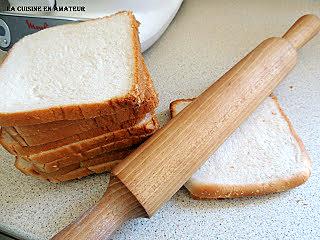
[0,0,320,239]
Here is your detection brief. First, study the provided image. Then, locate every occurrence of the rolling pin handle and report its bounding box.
[51,175,146,240]
[283,14,320,50]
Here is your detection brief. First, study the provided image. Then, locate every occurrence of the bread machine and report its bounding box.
[0,0,183,52]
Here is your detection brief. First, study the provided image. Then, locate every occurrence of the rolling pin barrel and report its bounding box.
[52,14,320,240]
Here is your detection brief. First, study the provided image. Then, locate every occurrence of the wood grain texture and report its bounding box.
[113,15,320,216]
[283,14,320,50]
[51,176,146,240]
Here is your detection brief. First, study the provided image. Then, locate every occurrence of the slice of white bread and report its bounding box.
[0,11,146,126]
[15,148,132,182]
[3,112,146,146]
[25,147,134,175]
[49,160,122,182]
[31,134,152,173]
[170,96,311,199]
[34,145,138,173]
[3,74,158,146]
[1,112,158,162]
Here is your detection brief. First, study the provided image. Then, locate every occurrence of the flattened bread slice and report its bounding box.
[0,11,145,126]
[170,96,311,199]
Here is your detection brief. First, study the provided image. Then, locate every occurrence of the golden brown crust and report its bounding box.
[4,105,151,147]
[188,171,311,199]
[88,161,121,173]
[13,125,157,182]
[1,93,158,157]
[32,115,157,163]
[6,14,161,182]
[51,168,92,182]
[0,12,146,126]
[271,94,312,169]
[15,152,125,182]
[4,90,157,147]
[30,135,150,173]
[170,96,311,199]
[32,147,134,173]
[0,129,16,155]
[48,160,121,182]
[14,157,39,176]
[1,113,158,162]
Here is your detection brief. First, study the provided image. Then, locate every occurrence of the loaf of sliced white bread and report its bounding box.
[170,96,311,199]
[0,11,160,182]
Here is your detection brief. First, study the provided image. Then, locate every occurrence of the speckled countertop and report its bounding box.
[0,0,320,239]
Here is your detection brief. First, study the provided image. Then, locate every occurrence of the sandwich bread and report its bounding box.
[170,96,311,199]
[0,12,145,126]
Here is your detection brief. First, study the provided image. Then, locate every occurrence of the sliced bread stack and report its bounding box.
[170,96,311,199]
[0,12,159,182]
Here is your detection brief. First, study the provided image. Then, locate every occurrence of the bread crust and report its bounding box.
[187,170,310,199]
[14,150,127,182]
[14,157,40,176]
[0,93,158,157]
[1,113,158,160]
[32,147,134,173]
[30,134,151,173]
[3,114,144,145]
[3,83,157,146]
[50,160,121,182]
[0,12,147,126]
[170,96,311,199]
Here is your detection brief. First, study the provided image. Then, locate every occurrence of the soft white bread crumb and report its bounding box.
[0,12,136,113]
[170,96,311,199]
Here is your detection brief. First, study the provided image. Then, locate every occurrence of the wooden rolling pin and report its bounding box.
[53,14,320,240]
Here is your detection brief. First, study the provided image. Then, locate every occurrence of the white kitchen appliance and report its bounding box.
[1,0,183,51]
